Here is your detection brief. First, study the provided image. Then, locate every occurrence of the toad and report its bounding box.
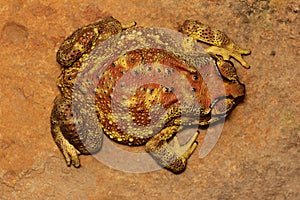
[51,17,250,173]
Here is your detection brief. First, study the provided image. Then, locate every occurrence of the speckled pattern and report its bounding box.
[0,0,299,199]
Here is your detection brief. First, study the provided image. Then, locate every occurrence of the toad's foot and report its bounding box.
[146,127,199,173]
[121,21,137,30]
[180,20,251,68]
[51,127,81,167]
[171,132,199,160]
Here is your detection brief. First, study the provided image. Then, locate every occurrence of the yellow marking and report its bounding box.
[73,42,85,52]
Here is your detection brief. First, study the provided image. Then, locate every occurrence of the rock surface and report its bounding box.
[0,0,299,199]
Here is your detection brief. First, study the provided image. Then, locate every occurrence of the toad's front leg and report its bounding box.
[145,125,199,174]
[179,20,251,68]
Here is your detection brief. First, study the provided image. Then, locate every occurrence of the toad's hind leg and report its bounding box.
[179,20,251,68]
[51,96,103,167]
[56,17,136,67]
[145,126,199,173]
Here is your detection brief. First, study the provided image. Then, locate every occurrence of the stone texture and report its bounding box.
[0,0,299,199]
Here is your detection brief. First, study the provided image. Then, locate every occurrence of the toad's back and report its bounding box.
[94,48,219,145]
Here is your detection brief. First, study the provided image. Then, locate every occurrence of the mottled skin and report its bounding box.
[51,17,250,173]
